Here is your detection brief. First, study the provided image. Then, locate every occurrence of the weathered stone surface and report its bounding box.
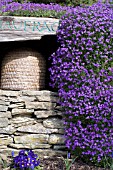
[0,90,65,157]
[0,111,11,118]
[0,118,8,127]
[9,143,51,149]
[49,134,65,144]
[17,123,58,134]
[0,136,13,145]
[0,16,59,42]
[14,134,49,144]
[35,95,58,102]
[18,96,36,102]
[0,90,20,97]
[33,149,67,157]
[43,118,63,129]
[10,117,37,127]
[0,105,8,112]
[0,100,10,105]
[22,90,57,96]
[12,108,34,115]
[0,125,15,134]
[25,102,56,110]
[9,103,24,109]
[34,110,62,118]
[53,145,66,150]
[58,129,65,134]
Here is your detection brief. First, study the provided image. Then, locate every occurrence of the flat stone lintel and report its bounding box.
[0,16,59,42]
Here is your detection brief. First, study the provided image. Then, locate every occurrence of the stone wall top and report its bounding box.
[0,16,59,42]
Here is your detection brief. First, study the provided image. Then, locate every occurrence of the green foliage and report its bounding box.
[63,152,78,170]
[2,9,66,18]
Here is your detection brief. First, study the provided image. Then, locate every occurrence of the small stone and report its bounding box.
[49,134,65,144]
[0,112,11,118]
[12,109,34,115]
[0,125,15,134]
[0,101,10,105]
[53,145,66,150]
[0,105,8,112]
[14,134,49,144]
[0,136,13,145]
[9,103,24,109]
[0,118,8,128]
[25,102,56,110]
[1,90,20,97]
[58,129,65,134]
[17,123,58,134]
[43,118,64,129]
[35,95,58,102]
[9,143,51,149]
[34,110,62,118]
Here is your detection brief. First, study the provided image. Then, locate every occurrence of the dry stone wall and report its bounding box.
[0,90,66,158]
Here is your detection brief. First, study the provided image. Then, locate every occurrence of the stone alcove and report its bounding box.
[0,17,66,159]
[0,35,58,91]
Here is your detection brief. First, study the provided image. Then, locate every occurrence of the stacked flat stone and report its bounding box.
[0,90,66,158]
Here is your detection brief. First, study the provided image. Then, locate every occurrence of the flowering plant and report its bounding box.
[49,1,113,168]
[11,149,40,170]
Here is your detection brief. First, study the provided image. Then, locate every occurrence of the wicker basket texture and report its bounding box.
[1,48,46,90]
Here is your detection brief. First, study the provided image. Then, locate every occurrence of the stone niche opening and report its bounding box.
[0,35,58,91]
[0,35,66,159]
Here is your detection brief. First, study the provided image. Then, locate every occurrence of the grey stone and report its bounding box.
[0,118,8,127]
[53,145,66,150]
[0,125,16,134]
[35,95,58,102]
[17,123,58,134]
[34,110,62,118]
[58,129,65,134]
[8,103,24,109]
[12,108,34,115]
[25,102,56,110]
[9,143,51,149]
[43,118,63,129]
[0,101,10,105]
[11,117,36,127]
[0,112,11,118]
[33,149,67,157]
[14,134,49,144]
[18,96,36,102]
[0,90,20,97]
[0,105,8,112]
[0,136,13,145]
[48,134,65,144]
[22,90,57,96]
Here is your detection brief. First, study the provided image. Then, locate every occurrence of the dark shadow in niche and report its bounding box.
[0,35,59,92]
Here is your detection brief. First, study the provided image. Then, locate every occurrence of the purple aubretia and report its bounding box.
[13,149,40,170]
[49,2,113,164]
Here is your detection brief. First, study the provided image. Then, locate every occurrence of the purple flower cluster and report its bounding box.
[12,149,40,170]
[49,2,113,162]
[0,0,73,13]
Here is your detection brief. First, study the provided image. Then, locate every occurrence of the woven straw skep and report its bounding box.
[1,48,46,90]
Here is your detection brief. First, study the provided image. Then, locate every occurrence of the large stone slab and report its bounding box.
[0,118,8,127]
[0,16,59,42]
[0,105,8,112]
[14,134,49,144]
[17,123,58,134]
[12,108,34,115]
[48,134,65,144]
[34,110,62,118]
[0,136,13,145]
[9,143,51,149]
[0,111,11,118]
[0,125,16,134]
[25,101,56,110]
[43,118,64,128]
